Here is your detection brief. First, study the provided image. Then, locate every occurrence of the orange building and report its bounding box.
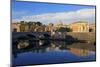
[69,21,89,32]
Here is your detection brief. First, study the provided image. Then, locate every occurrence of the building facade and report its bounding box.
[89,23,95,32]
[69,21,89,32]
[12,21,94,33]
[12,23,20,32]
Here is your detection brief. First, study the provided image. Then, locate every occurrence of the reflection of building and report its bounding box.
[89,23,95,32]
[70,48,89,56]
[46,43,60,51]
[69,21,89,32]
[12,22,20,32]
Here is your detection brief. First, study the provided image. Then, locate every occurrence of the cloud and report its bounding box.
[13,8,95,24]
[12,11,28,19]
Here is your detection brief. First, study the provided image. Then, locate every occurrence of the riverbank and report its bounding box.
[66,32,95,43]
[12,32,96,44]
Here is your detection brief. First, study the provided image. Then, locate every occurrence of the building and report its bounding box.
[34,25,45,32]
[12,21,93,33]
[55,22,67,28]
[12,22,20,32]
[89,23,96,32]
[19,21,26,32]
[68,21,89,32]
[45,23,55,32]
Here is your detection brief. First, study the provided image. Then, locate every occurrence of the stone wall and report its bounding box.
[66,32,96,43]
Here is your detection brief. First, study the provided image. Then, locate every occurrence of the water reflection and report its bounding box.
[12,40,96,66]
[70,48,90,57]
[13,40,95,56]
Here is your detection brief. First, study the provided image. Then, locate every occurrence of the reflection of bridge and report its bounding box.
[12,41,95,59]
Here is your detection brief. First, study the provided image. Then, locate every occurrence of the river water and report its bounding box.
[12,40,96,66]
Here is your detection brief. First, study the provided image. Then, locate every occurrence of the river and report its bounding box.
[12,40,96,66]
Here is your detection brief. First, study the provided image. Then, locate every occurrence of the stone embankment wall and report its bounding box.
[66,32,96,43]
[13,32,96,43]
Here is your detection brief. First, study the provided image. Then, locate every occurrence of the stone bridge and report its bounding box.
[12,32,51,39]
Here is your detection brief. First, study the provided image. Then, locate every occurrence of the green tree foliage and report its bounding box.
[19,21,46,32]
[36,22,42,26]
[57,27,72,32]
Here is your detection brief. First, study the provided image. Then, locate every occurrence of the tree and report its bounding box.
[20,21,24,24]
[27,22,33,31]
[36,22,42,26]
[57,27,72,32]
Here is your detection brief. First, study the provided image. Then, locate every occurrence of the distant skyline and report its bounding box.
[12,0,96,24]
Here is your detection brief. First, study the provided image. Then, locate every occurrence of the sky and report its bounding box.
[12,0,96,25]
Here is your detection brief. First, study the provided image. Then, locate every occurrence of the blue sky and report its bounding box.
[12,0,96,24]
